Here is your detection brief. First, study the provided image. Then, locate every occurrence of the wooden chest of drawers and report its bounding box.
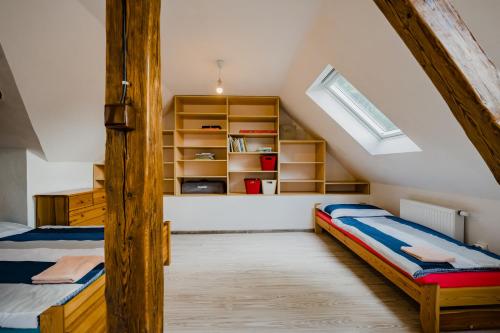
[35,188,107,227]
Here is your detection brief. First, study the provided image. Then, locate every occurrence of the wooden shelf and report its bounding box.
[163,162,174,164]
[176,112,227,119]
[177,145,227,149]
[228,115,278,122]
[229,152,277,155]
[163,145,174,148]
[280,179,324,183]
[162,130,174,133]
[229,133,277,138]
[280,140,324,144]
[178,159,227,162]
[280,161,324,164]
[177,129,227,134]
[325,180,370,194]
[229,170,277,173]
[177,175,227,179]
[163,178,174,181]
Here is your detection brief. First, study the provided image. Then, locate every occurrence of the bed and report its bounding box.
[314,204,500,332]
[0,221,170,333]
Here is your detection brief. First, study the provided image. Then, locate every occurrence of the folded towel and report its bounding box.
[32,255,104,284]
[401,245,455,263]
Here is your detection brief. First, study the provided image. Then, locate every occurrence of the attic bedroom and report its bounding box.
[0,0,499,332]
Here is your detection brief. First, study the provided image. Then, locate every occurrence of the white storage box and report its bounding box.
[262,180,277,195]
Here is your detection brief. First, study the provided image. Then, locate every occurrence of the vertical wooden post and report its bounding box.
[104,0,163,332]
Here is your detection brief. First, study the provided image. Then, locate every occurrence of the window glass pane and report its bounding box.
[328,73,399,133]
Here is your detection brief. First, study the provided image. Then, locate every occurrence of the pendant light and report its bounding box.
[215,59,224,95]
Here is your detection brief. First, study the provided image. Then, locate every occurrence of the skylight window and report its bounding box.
[324,70,402,139]
[306,65,421,155]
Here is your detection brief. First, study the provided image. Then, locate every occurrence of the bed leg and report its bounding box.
[314,221,323,234]
[420,284,440,333]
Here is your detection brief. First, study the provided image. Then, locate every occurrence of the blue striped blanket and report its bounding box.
[319,204,500,278]
[0,225,105,331]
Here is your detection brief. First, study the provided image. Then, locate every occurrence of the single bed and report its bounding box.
[314,204,500,332]
[0,221,170,333]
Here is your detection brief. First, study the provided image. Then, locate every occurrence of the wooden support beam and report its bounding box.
[104,0,163,332]
[373,0,500,183]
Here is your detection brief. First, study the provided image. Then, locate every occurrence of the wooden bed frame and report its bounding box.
[38,221,171,333]
[313,206,500,332]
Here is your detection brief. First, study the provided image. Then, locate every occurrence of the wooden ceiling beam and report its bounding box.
[104,0,163,331]
[373,0,500,183]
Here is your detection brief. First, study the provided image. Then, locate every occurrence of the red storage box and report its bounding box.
[244,178,261,194]
[260,155,277,171]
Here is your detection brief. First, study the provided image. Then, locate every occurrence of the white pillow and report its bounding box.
[320,204,392,219]
[0,222,32,238]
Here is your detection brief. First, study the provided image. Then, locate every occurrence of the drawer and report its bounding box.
[69,203,106,225]
[68,193,93,211]
[71,214,106,226]
[93,190,106,205]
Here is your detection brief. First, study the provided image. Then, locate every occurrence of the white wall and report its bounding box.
[164,194,369,231]
[0,149,27,224]
[371,183,500,253]
[26,151,94,227]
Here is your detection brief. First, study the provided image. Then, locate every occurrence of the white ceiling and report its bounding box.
[161,0,323,97]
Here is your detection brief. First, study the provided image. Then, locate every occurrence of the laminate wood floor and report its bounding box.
[164,232,421,333]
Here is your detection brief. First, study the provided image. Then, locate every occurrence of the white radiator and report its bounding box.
[400,199,466,242]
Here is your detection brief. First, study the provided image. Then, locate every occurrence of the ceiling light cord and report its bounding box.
[120,0,128,104]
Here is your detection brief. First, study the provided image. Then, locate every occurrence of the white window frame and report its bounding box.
[322,69,403,140]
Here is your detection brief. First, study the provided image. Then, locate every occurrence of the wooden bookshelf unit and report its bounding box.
[162,95,359,196]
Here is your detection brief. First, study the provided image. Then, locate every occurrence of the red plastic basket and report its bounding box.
[260,155,277,171]
[244,178,261,194]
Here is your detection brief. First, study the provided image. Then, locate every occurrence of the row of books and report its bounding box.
[228,136,248,152]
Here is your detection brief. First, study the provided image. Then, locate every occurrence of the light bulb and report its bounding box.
[216,78,223,94]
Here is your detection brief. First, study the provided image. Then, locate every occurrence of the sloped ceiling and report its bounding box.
[279,0,500,200]
[0,0,498,201]
[0,44,42,153]
[0,0,105,162]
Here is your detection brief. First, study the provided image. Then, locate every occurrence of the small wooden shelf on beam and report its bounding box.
[325,181,370,195]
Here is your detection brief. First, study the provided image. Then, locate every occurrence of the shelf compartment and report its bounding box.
[176,162,227,177]
[280,163,324,182]
[93,164,105,189]
[280,181,324,194]
[177,147,227,161]
[229,136,277,153]
[325,181,370,194]
[228,172,276,194]
[163,178,174,194]
[280,140,325,163]
[176,132,227,147]
[175,95,227,115]
[228,153,277,173]
[228,96,278,117]
[163,163,174,179]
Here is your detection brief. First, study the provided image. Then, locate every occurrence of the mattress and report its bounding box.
[0,225,105,331]
[316,209,500,288]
